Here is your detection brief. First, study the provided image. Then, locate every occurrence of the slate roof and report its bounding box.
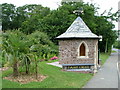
[56,16,99,39]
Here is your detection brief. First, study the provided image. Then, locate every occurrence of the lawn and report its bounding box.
[0,71,2,90]
[111,50,117,53]
[1,53,109,88]
[2,60,93,88]
[100,53,109,65]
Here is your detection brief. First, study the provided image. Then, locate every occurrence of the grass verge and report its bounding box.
[100,53,110,65]
[2,53,110,88]
[111,50,117,53]
[2,60,93,88]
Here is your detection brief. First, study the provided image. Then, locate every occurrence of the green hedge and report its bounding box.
[113,41,120,49]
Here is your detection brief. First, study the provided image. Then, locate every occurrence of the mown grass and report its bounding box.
[111,50,117,53]
[100,53,110,65]
[0,63,1,88]
[2,60,93,88]
[2,53,110,88]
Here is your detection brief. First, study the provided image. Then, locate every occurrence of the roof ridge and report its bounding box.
[56,16,99,39]
[65,16,91,33]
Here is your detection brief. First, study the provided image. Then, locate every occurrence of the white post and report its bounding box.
[94,41,98,74]
[94,56,97,74]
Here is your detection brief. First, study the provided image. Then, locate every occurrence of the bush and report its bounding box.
[2,30,59,77]
[113,41,120,49]
[28,31,58,59]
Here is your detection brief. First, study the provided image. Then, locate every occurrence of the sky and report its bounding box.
[0,0,119,30]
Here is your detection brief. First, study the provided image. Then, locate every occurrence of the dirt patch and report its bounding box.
[3,73,47,84]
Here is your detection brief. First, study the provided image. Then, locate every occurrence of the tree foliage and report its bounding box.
[1,1,118,78]
[2,30,58,77]
[2,30,29,76]
[1,2,117,52]
[2,3,16,31]
[113,41,120,49]
[2,3,50,32]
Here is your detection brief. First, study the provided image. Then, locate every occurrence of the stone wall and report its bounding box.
[59,39,98,65]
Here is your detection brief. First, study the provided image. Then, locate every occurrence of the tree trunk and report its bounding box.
[25,57,30,74]
[35,61,38,79]
[25,64,28,74]
[25,64,30,74]
[13,61,18,77]
[105,39,108,53]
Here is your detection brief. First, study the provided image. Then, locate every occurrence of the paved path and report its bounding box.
[47,62,62,68]
[84,49,119,88]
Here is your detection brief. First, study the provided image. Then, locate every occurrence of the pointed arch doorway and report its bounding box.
[80,43,85,56]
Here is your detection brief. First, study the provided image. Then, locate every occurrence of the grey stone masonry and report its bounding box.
[59,39,98,65]
[56,16,100,72]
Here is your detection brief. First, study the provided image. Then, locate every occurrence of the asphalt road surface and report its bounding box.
[83,48,119,88]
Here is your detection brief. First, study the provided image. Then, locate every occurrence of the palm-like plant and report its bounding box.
[2,30,58,78]
[2,30,31,77]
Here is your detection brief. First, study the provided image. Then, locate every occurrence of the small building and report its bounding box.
[56,16,100,73]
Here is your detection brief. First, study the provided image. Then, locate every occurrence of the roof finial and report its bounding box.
[73,8,84,16]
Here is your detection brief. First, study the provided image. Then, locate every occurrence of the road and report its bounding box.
[83,48,119,88]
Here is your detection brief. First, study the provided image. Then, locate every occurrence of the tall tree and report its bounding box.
[20,5,50,34]
[36,2,99,44]
[2,3,16,31]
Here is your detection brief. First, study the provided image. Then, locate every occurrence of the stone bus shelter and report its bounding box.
[56,16,101,73]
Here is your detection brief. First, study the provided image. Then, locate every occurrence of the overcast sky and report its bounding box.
[0,0,119,30]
